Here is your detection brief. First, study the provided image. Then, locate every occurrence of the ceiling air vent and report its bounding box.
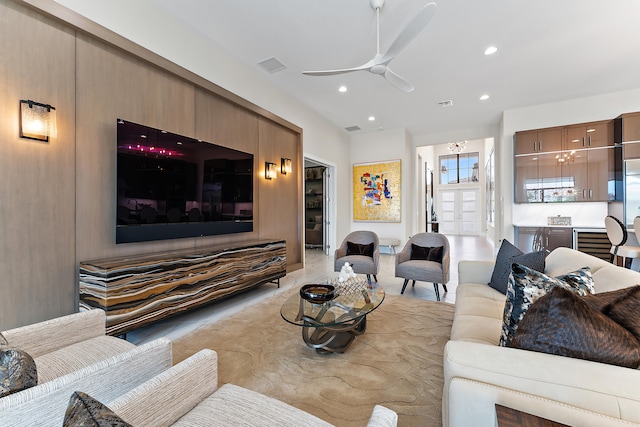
[257,57,287,73]
[437,100,454,108]
[344,125,361,132]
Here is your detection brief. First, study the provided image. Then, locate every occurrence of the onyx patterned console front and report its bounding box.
[79,239,286,336]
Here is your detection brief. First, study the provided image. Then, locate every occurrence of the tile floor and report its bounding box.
[126,235,495,345]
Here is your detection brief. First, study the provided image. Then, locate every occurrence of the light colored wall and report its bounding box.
[413,125,500,241]
[0,0,77,328]
[51,0,352,252]
[350,128,412,247]
[432,139,486,234]
[0,0,346,329]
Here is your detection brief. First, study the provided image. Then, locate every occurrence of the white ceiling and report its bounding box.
[80,0,640,136]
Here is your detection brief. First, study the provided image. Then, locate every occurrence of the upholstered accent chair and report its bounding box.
[334,231,380,282]
[395,233,450,301]
[605,215,640,267]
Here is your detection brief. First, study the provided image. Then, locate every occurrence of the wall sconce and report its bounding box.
[281,157,292,175]
[265,162,277,180]
[20,100,57,142]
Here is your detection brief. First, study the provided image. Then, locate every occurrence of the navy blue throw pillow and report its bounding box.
[488,239,547,294]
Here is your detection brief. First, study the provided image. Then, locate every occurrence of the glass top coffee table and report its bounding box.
[280,279,385,354]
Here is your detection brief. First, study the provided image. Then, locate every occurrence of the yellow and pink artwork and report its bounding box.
[353,160,401,222]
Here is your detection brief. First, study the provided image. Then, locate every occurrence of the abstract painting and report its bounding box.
[353,160,401,222]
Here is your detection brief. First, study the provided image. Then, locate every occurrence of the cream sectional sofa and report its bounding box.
[0,337,172,426]
[105,348,398,427]
[443,247,640,427]
[1,309,136,383]
[1,310,397,426]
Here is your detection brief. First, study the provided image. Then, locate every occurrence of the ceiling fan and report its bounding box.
[302,0,437,92]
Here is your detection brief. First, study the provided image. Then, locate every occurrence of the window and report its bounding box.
[439,152,479,185]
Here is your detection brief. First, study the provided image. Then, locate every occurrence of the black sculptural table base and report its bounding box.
[280,279,385,354]
[301,315,367,354]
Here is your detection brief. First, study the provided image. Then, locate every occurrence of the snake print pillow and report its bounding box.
[499,263,595,346]
[63,391,132,427]
[0,347,38,397]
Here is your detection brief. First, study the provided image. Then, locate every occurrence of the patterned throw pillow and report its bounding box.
[346,242,374,257]
[488,239,547,294]
[499,263,595,346]
[0,347,38,397]
[63,391,132,427]
[511,287,640,368]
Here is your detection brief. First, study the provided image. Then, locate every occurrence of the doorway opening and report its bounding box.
[304,157,335,255]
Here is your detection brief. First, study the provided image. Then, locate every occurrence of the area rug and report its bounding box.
[172,291,455,427]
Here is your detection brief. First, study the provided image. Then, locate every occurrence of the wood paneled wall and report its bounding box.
[0,0,77,328]
[0,0,303,329]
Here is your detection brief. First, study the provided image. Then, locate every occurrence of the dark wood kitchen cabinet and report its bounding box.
[560,146,615,202]
[620,112,640,142]
[616,112,640,159]
[515,120,618,203]
[562,121,613,150]
[515,227,573,253]
[515,128,562,155]
[514,152,562,203]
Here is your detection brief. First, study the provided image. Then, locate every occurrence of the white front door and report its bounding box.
[438,189,480,235]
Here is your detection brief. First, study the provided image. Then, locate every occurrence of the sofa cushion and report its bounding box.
[172,384,333,427]
[0,347,38,397]
[450,283,505,344]
[584,285,640,341]
[63,391,132,427]
[591,265,640,293]
[35,336,135,383]
[410,244,443,263]
[510,287,640,369]
[499,264,595,346]
[347,242,374,257]
[488,239,546,294]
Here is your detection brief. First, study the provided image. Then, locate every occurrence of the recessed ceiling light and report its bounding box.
[368,116,376,121]
[484,46,498,55]
[480,94,490,100]
[338,85,347,93]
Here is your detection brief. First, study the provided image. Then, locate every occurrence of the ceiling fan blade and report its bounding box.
[384,68,414,92]
[380,2,437,64]
[303,58,376,77]
[303,68,359,77]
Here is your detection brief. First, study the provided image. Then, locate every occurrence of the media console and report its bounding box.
[79,239,286,336]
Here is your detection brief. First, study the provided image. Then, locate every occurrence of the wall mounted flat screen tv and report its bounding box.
[116,119,254,244]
